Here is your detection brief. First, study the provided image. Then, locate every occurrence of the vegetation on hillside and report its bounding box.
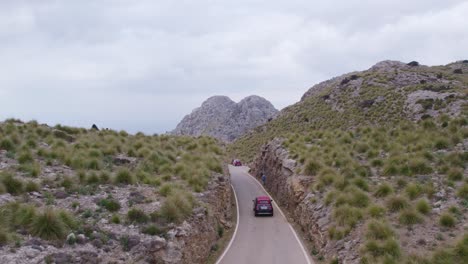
[0,119,225,246]
[229,61,468,162]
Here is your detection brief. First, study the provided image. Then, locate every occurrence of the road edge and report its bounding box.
[215,183,240,264]
[242,168,313,264]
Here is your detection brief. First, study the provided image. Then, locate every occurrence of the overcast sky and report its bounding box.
[1,1,467,133]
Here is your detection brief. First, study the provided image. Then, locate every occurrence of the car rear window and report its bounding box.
[258,200,270,204]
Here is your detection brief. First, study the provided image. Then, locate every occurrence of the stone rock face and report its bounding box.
[300,60,467,121]
[172,95,278,142]
[251,139,360,263]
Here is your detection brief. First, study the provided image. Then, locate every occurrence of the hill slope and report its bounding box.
[231,60,468,161]
[0,119,232,263]
[230,60,468,263]
[172,95,278,142]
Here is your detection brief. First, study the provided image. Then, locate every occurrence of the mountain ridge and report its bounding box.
[172,95,278,142]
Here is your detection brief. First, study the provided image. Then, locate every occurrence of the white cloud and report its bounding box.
[0,0,467,133]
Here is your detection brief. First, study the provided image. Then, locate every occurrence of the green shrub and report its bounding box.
[333,205,363,228]
[353,178,369,191]
[366,220,394,240]
[99,198,121,212]
[439,213,456,228]
[0,138,15,151]
[415,199,431,215]
[115,169,134,185]
[375,183,393,198]
[159,191,195,223]
[1,173,23,195]
[368,205,386,218]
[405,183,423,200]
[58,210,78,230]
[111,214,120,224]
[349,189,370,208]
[304,160,322,175]
[86,172,100,185]
[371,159,384,167]
[386,196,409,212]
[17,151,34,164]
[15,204,37,227]
[127,208,148,223]
[434,138,450,150]
[0,230,8,246]
[363,238,401,259]
[86,159,101,170]
[29,208,65,240]
[399,209,423,225]
[18,162,41,177]
[408,159,432,175]
[447,168,463,181]
[142,224,164,236]
[25,181,39,192]
[448,206,461,216]
[457,184,468,200]
[159,183,174,197]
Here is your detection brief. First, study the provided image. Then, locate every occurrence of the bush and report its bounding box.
[439,213,456,228]
[457,184,468,200]
[363,238,401,259]
[0,138,15,151]
[447,168,463,181]
[366,220,394,240]
[386,196,409,212]
[434,138,450,150]
[0,230,8,246]
[111,214,121,224]
[415,199,431,215]
[375,183,393,198]
[399,209,423,225]
[333,205,363,228]
[159,183,174,197]
[304,160,322,175]
[86,159,101,170]
[29,208,65,240]
[58,210,78,230]
[142,224,164,236]
[25,181,39,192]
[127,208,148,224]
[115,169,134,185]
[368,205,386,218]
[408,159,432,175]
[1,173,23,195]
[353,178,369,191]
[405,183,423,200]
[159,191,195,223]
[99,198,121,212]
[17,151,34,164]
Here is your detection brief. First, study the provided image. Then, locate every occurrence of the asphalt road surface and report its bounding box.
[217,165,312,264]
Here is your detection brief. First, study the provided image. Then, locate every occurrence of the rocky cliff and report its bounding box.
[251,139,360,263]
[172,95,278,142]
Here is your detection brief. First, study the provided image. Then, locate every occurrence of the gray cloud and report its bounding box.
[0,0,467,133]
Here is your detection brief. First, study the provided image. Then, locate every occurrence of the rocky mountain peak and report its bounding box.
[172,95,278,142]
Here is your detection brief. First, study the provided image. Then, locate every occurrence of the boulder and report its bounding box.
[407,61,420,66]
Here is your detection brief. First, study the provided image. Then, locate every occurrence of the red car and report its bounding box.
[232,159,242,166]
[253,196,274,216]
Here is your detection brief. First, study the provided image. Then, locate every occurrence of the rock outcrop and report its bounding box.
[251,139,360,263]
[172,95,278,142]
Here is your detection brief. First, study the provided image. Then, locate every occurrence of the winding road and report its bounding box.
[217,165,312,264]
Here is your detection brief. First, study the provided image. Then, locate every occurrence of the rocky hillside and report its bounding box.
[0,119,233,264]
[231,60,468,161]
[231,60,468,263]
[172,95,278,142]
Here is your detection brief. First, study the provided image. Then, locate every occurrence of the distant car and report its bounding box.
[253,196,274,216]
[232,159,242,166]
